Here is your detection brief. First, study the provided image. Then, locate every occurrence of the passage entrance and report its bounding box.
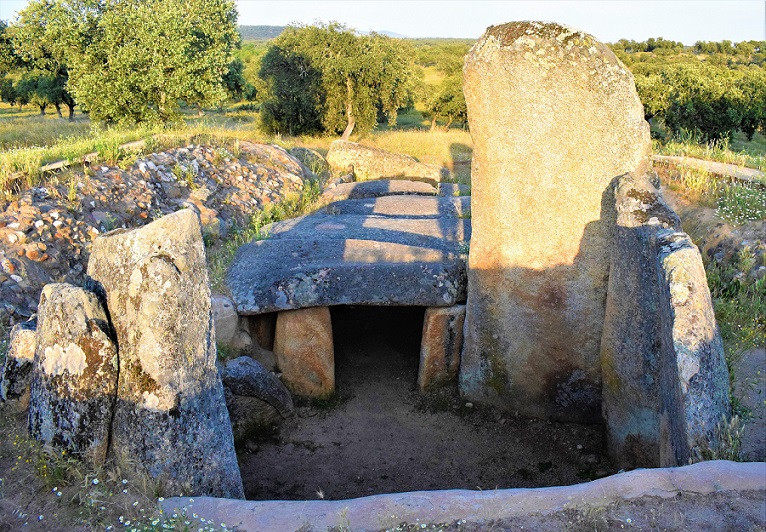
[237,305,614,501]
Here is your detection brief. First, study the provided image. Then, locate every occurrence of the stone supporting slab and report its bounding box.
[601,173,730,468]
[460,21,651,421]
[418,305,465,390]
[87,209,243,499]
[273,307,335,398]
[28,283,118,466]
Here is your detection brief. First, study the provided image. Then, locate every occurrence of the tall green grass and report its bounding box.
[655,132,766,173]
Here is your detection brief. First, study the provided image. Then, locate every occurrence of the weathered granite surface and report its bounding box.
[27,283,117,465]
[87,209,243,498]
[323,195,470,218]
[320,179,437,202]
[601,173,730,467]
[273,307,335,398]
[326,140,447,185]
[0,320,36,402]
[229,197,470,315]
[419,305,465,390]
[461,21,650,421]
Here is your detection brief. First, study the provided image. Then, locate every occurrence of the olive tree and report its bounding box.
[65,0,239,124]
[7,0,77,118]
[259,23,417,138]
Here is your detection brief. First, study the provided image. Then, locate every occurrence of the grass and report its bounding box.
[661,164,766,225]
[654,131,766,173]
[0,405,233,530]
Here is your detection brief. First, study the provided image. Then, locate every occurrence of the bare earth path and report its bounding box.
[238,306,613,501]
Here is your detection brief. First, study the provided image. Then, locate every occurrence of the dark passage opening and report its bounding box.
[238,306,614,501]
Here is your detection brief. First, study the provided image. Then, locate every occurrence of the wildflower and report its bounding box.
[92,478,100,485]
[122,479,128,485]
[123,489,128,494]
[38,515,43,521]
[158,497,165,502]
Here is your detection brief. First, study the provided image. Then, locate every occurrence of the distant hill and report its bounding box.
[238,25,286,41]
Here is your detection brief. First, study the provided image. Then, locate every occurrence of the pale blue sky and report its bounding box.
[1,0,764,43]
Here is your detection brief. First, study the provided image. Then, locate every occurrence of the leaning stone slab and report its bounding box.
[600,173,681,467]
[27,284,117,466]
[229,238,467,314]
[273,307,334,398]
[320,179,437,203]
[324,195,470,218]
[326,140,446,185]
[461,22,650,421]
[419,305,465,390]
[223,356,293,418]
[0,320,36,403]
[162,461,766,532]
[223,356,294,443]
[600,173,730,467]
[656,231,730,466]
[87,209,243,498]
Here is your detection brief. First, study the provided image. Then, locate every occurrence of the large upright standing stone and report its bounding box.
[87,209,243,499]
[460,22,651,421]
[28,284,118,466]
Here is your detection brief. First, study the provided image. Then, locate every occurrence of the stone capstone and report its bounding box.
[326,140,447,185]
[228,199,470,315]
[320,180,437,203]
[87,209,243,498]
[460,21,651,421]
[27,283,117,465]
[419,305,466,390]
[0,320,36,403]
[273,307,334,398]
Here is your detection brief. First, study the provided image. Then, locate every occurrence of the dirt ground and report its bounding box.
[238,306,614,501]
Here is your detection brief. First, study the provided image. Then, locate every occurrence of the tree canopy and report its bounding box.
[259,23,417,138]
[62,0,239,124]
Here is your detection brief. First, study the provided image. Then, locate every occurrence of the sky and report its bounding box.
[1,0,764,44]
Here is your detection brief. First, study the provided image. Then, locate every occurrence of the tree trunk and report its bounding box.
[430,116,438,131]
[67,103,75,121]
[445,117,454,130]
[39,103,47,116]
[55,103,63,118]
[341,76,355,141]
[197,103,204,117]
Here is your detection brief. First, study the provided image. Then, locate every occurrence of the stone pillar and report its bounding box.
[87,209,243,499]
[28,284,118,466]
[419,305,465,391]
[460,22,651,421]
[273,307,334,398]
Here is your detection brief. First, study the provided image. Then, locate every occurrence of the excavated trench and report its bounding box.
[236,306,614,501]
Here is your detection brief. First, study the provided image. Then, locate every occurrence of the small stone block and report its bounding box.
[273,307,334,398]
[419,305,465,390]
